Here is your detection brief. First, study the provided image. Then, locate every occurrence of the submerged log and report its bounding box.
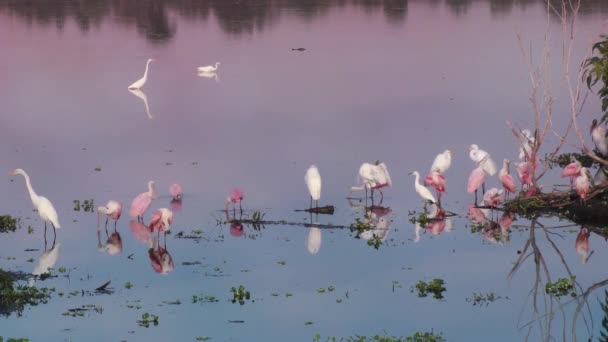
[295,205,335,215]
[504,182,608,225]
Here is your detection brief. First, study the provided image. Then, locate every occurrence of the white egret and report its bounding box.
[591,119,608,156]
[518,129,536,160]
[409,171,436,206]
[197,62,220,73]
[430,150,454,173]
[128,58,154,90]
[469,144,497,176]
[10,169,60,241]
[305,165,322,209]
[350,162,392,201]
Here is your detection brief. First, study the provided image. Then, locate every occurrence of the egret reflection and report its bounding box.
[306,225,322,255]
[197,71,219,82]
[33,242,60,276]
[128,88,154,120]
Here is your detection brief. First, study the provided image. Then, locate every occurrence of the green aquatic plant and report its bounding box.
[73,199,95,212]
[407,210,431,226]
[466,292,504,307]
[0,269,51,317]
[350,217,373,238]
[412,279,446,300]
[195,337,211,341]
[0,215,21,233]
[137,312,159,327]
[311,333,444,342]
[125,282,133,289]
[231,285,251,305]
[367,234,383,249]
[62,304,103,317]
[545,276,576,297]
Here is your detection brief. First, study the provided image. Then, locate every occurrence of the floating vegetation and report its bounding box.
[0,338,29,342]
[407,210,431,226]
[162,299,181,305]
[545,276,576,297]
[277,260,286,266]
[251,211,265,222]
[465,292,505,307]
[317,288,326,294]
[0,215,21,233]
[312,332,444,342]
[195,337,211,341]
[94,167,102,172]
[349,218,373,238]
[62,304,103,317]
[367,234,383,249]
[412,279,446,300]
[137,312,159,328]
[73,199,95,212]
[192,294,218,303]
[0,269,51,317]
[231,285,251,305]
[182,261,202,266]
[305,321,314,326]
[124,282,133,289]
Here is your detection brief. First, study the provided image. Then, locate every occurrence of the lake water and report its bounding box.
[1,0,608,341]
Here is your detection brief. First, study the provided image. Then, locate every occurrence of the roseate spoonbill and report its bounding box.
[467,165,486,203]
[305,165,321,209]
[424,171,446,203]
[149,208,173,233]
[226,188,244,213]
[561,156,582,186]
[130,181,155,222]
[575,228,591,264]
[307,226,322,255]
[97,200,122,230]
[518,129,536,160]
[469,144,497,176]
[516,162,533,188]
[350,162,392,202]
[128,58,154,90]
[499,159,516,200]
[10,169,60,242]
[170,183,182,200]
[410,171,437,207]
[430,150,454,174]
[591,119,608,156]
[482,188,504,208]
[574,167,592,203]
[198,62,220,73]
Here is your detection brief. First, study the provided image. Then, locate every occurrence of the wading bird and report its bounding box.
[499,159,516,200]
[350,162,392,202]
[574,167,592,204]
[410,171,436,208]
[482,188,504,208]
[518,129,536,160]
[469,144,497,176]
[128,58,154,90]
[10,169,60,242]
[424,171,446,204]
[97,200,122,230]
[561,156,582,186]
[149,208,174,233]
[226,188,244,213]
[198,62,220,73]
[467,165,486,203]
[130,181,156,222]
[170,183,182,201]
[516,162,533,189]
[430,150,454,174]
[591,119,608,156]
[305,165,322,209]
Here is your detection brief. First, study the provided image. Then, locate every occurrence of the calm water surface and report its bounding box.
[1,0,608,341]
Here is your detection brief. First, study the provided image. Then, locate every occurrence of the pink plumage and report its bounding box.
[149,208,174,233]
[130,192,152,218]
[482,188,503,208]
[516,162,533,186]
[425,172,446,193]
[561,158,582,186]
[170,183,182,200]
[467,204,487,225]
[228,188,244,203]
[575,228,590,263]
[500,174,516,194]
[499,212,514,231]
[129,220,152,244]
[574,170,591,203]
[467,166,486,193]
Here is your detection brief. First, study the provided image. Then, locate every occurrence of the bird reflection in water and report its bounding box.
[130,220,152,245]
[467,203,511,244]
[149,236,174,275]
[349,199,392,246]
[575,227,593,264]
[128,88,154,120]
[33,241,61,278]
[413,204,453,242]
[197,71,219,82]
[97,224,123,256]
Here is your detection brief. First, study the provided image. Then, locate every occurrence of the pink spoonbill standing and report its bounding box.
[499,159,516,201]
[467,165,486,204]
[130,180,156,222]
[424,171,446,204]
[97,200,122,230]
[516,162,533,189]
[561,156,582,186]
[149,208,174,233]
[574,167,592,204]
[226,188,244,214]
[482,188,504,208]
[169,183,182,201]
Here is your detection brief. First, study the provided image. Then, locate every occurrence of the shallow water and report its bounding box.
[1,0,608,341]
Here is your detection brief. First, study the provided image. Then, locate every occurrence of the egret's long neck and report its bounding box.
[22,173,39,205]
[148,182,155,197]
[143,61,151,80]
[414,173,420,185]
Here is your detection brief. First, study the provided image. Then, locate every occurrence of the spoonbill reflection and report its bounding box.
[575,228,592,264]
[10,169,60,243]
[130,181,155,222]
[197,71,219,82]
[359,206,392,242]
[149,236,174,274]
[409,171,436,208]
[306,225,322,255]
[97,226,122,256]
[197,62,220,73]
[97,200,122,230]
[128,88,153,120]
[350,162,392,202]
[305,165,321,209]
[129,220,152,244]
[591,119,608,156]
[128,58,154,90]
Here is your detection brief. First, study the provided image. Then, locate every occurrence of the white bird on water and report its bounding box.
[128,58,154,90]
[430,150,454,174]
[10,169,61,241]
[197,62,220,73]
[469,144,497,176]
[350,162,392,201]
[305,165,322,209]
[409,171,437,206]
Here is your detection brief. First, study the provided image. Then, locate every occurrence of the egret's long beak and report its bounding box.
[407,172,413,175]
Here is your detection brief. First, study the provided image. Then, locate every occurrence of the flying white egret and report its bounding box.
[305,165,322,209]
[197,62,220,73]
[10,169,61,242]
[128,58,154,90]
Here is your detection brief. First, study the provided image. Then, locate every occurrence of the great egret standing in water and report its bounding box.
[198,62,220,73]
[430,150,453,174]
[10,169,61,242]
[305,165,321,209]
[128,58,154,90]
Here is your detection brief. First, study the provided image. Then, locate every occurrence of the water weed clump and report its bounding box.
[412,279,446,300]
